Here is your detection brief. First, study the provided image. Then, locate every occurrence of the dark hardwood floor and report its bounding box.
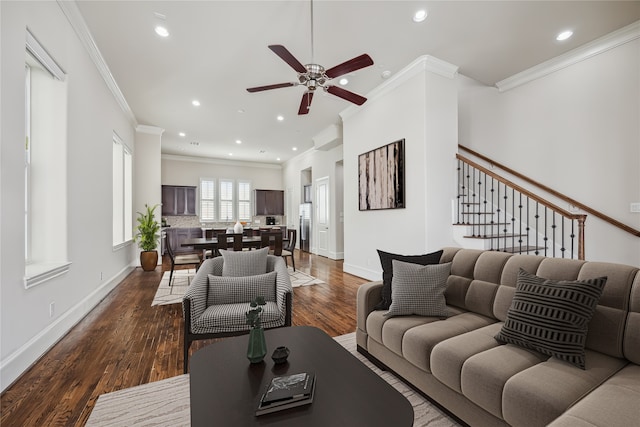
[0,250,368,426]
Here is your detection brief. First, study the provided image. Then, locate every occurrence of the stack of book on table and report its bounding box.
[255,372,316,416]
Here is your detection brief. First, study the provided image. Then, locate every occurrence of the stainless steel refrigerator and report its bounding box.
[299,203,312,252]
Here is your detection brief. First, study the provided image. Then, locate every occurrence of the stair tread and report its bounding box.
[492,246,547,253]
[453,222,511,226]
[463,233,526,239]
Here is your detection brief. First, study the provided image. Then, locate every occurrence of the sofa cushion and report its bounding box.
[495,269,607,369]
[220,246,269,277]
[502,350,628,427]
[403,312,496,373]
[207,271,277,305]
[375,249,443,310]
[431,323,504,393]
[385,261,451,318]
[461,343,548,419]
[546,364,640,427]
[625,272,640,363]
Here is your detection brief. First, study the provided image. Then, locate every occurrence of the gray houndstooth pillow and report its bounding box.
[384,260,451,318]
[220,246,269,277]
[495,269,606,369]
[208,271,277,305]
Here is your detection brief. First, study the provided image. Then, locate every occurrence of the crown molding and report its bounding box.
[136,125,165,136]
[340,55,459,121]
[496,20,640,92]
[57,0,137,127]
[161,154,282,170]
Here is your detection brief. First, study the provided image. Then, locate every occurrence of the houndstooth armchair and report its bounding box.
[182,251,293,373]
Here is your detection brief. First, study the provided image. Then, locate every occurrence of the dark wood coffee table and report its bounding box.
[189,326,413,426]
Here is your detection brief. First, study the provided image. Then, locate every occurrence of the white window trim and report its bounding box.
[112,132,133,248]
[24,262,72,289]
[200,177,216,222]
[237,180,253,222]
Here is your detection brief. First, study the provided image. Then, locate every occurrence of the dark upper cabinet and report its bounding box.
[162,185,197,216]
[255,189,284,215]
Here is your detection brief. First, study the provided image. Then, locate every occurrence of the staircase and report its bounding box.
[454,150,586,259]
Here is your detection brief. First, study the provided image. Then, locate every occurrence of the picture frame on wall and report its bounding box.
[358,139,405,211]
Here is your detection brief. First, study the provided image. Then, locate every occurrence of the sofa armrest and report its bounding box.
[356,281,383,332]
[182,259,216,328]
[270,256,293,325]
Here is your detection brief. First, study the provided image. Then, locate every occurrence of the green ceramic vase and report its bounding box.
[247,327,267,363]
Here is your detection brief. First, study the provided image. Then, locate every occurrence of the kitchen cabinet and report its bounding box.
[255,189,284,216]
[162,185,197,216]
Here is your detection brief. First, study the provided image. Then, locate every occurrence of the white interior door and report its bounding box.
[315,177,330,257]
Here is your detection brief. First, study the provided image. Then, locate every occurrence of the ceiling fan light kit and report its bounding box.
[246,1,373,115]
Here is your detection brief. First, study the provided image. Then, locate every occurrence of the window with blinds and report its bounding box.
[219,179,234,221]
[238,181,252,221]
[200,178,215,221]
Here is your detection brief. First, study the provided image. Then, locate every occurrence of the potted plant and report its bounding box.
[245,296,267,363]
[135,203,161,271]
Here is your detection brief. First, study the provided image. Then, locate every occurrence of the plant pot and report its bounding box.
[140,250,158,271]
[247,327,267,364]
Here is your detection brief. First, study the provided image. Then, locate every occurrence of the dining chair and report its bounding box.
[216,232,243,252]
[260,231,283,256]
[281,229,297,271]
[165,232,201,286]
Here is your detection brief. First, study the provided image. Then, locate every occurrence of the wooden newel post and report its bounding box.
[577,215,586,260]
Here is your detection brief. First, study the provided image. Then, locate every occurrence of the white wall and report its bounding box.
[341,57,459,281]
[0,1,136,391]
[135,126,163,264]
[282,144,345,258]
[458,38,640,266]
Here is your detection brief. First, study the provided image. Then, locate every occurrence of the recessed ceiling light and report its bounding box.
[154,26,169,37]
[276,157,281,161]
[339,78,349,85]
[413,10,428,23]
[556,30,573,41]
[277,115,284,121]
[228,153,233,156]
[292,147,297,151]
[381,70,392,79]
[192,100,200,107]
[178,132,186,137]
[237,109,245,113]
[235,139,242,144]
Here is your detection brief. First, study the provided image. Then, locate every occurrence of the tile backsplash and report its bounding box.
[163,216,286,228]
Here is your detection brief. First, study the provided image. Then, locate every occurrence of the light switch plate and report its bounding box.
[631,203,640,213]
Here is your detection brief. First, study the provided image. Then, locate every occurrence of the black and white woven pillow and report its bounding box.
[495,268,607,369]
[220,246,269,277]
[384,260,451,318]
[208,271,277,305]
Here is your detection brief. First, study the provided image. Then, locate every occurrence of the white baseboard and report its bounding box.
[0,265,135,392]
[343,262,380,282]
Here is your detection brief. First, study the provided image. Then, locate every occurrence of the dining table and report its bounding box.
[181,235,288,251]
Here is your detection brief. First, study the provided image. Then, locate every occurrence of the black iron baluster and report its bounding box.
[535,202,540,255]
[490,177,495,250]
[518,193,523,255]
[551,212,557,258]
[560,216,566,258]
[456,159,462,225]
[543,206,548,257]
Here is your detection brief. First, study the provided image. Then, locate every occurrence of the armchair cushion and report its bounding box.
[207,271,277,305]
[193,301,282,334]
[220,247,269,277]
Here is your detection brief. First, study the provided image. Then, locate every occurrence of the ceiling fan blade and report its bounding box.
[326,85,367,106]
[268,45,307,74]
[246,82,296,93]
[325,54,374,79]
[298,92,314,115]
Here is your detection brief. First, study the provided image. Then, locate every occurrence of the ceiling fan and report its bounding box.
[246,1,374,115]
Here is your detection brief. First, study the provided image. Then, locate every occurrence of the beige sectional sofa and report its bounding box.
[356,247,640,427]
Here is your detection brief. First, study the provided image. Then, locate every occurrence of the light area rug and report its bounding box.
[86,333,461,427]
[150,269,196,306]
[151,267,323,306]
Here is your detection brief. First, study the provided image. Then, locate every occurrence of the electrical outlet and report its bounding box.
[49,302,55,318]
[631,203,640,213]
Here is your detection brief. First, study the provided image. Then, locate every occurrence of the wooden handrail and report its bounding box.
[459,145,640,238]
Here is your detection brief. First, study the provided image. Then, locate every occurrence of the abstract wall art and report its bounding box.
[358,139,405,211]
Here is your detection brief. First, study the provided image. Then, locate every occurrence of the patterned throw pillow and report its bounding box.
[495,269,607,369]
[220,247,269,277]
[375,249,443,310]
[384,260,451,318]
[208,271,277,305]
